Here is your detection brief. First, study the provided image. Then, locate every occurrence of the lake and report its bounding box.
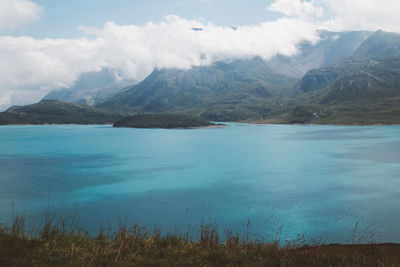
[0,123,400,244]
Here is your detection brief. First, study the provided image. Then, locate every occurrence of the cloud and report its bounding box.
[0,15,319,109]
[0,0,43,31]
[320,0,400,33]
[268,0,400,33]
[267,0,323,20]
[0,36,103,109]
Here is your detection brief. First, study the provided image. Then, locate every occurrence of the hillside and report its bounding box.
[277,30,400,124]
[98,57,298,121]
[97,31,372,122]
[293,30,400,95]
[0,100,121,125]
[266,30,371,78]
[42,69,135,106]
[21,30,400,125]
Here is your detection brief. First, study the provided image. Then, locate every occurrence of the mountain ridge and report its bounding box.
[97,57,298,121]
[20,30,400,125]
[281,30,400,124]
[96,30,375,121]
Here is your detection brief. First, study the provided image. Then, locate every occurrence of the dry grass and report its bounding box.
[0,214,399,266]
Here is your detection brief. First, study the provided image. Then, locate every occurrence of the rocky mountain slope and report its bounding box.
[98,57,297,121]
[32,30,400,124]
[284,30,400,124]
[97,31,372,121]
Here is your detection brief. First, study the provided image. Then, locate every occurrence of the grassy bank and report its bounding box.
[1,215,400,266]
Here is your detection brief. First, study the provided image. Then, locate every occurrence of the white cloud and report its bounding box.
[0,36,104,109]
[0,15,319,110]
[0,0,43,31]
[320,0,400,33]
[268,0,400,33]
[267,0,323,20]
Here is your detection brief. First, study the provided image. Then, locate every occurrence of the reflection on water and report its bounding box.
[332,141,400,164]
[0,124,400,244]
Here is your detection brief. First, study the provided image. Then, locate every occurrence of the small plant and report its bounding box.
[11,215,25,239]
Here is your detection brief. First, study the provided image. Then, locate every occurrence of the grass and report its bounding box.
[1,214,400,266]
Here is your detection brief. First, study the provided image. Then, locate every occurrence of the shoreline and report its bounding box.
[3,121,400,127]
[113,123,228,129]
[244,120,400,127]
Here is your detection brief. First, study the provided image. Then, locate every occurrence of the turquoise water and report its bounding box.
[1,124,400,244]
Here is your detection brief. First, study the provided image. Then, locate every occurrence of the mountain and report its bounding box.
[295,30,400,95]
[97,31,372,121]
[321,56,400,105]
[98,57,298,121]
[33,30,400,124]
[283,30,400,124]
[351,30,400,60]
[0,100,121,125]
[266,30,372,78]
[42,69,136,106]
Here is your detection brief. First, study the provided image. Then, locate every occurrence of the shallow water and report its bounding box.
[1,123,400,244]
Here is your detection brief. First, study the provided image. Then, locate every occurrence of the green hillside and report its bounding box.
[0,100,121,125]
[277,30,400,124]
[98,57,297,121]
[97,31,375,122]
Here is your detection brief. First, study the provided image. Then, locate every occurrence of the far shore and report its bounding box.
[114,123,228,129]
[244,119,400,126]
[3,121,400,127]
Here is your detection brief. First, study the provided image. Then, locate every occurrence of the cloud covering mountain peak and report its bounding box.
[0,15,320,109]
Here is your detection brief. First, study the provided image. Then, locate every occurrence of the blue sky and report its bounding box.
[24,0,278,38]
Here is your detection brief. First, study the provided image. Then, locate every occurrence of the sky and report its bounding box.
[1,0,400,109]
[18,0,281,38]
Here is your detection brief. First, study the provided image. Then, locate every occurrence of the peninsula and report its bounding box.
[113,114,217,129]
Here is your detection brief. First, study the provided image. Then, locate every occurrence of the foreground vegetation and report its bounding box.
[1,215,399,266]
